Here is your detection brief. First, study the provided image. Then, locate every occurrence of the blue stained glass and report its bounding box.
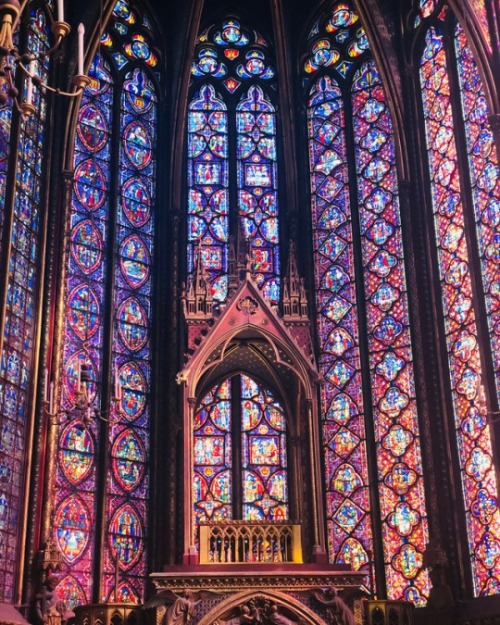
[105,64,156,600]
[188,84,229,304]
[0,10,49,601]
[237,86,280,305]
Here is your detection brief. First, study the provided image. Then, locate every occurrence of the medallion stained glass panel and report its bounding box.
[420,22,500,596]
[306,1,430,603]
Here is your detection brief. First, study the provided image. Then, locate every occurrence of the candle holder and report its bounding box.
[0,0,88,115]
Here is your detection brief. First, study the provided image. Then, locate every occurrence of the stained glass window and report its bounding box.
[53,0,158,607]
[0,8,50,602]
[418,8,500,596]
[188,18,280,308]
[193,375,288,545]
[305,1,430,604]
[188,85,229,305]
[237,86,280,304]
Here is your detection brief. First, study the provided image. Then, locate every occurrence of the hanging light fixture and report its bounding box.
[0,0,89,115]
[44,360,124,427]
[44,350,124,427]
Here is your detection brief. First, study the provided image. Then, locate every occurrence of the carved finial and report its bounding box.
[283,241,308,319]
[184,241,213,320]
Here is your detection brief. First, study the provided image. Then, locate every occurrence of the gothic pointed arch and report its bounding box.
[197,589,329,625]
[178,275,324,560]
[186,15,281,309]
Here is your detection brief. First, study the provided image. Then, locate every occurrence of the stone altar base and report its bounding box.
[148,563,366,625]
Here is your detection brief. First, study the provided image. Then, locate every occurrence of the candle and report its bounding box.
[115,368,123,401]
[26,60,35,106]
[57,0,64,23]
[77,23,85,76]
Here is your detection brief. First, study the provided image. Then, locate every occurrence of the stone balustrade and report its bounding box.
[198,520,303,564]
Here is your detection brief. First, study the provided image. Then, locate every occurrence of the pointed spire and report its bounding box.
[283,241,308,320]
[183,240,213,320]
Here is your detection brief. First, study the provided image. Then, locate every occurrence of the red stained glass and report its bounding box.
[308,72,375,591]
[307,3,430,603]
[353,61,430,602]
[55,0,157,604]
[420,25,500,596]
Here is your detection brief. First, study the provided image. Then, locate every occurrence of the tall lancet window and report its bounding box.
[416,0,500,596]
[305,2,430,604]
[187,18,280,307]
[53,0,159,607]
[0,6,50,602]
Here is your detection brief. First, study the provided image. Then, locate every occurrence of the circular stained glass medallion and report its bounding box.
[70,219,103,274]
[54,496,90,563]
[74,159,107,210]
[108,503,144,568]
[59,422,94,484]
[117,297,148,352]
[118,361,147,420]
[123,121,152,169]
[77,103,108,152]
[122,177,151,227]
[67,284,100,341]
[64,351,97,405]
[120,234,150,289]
[112,428,146,492]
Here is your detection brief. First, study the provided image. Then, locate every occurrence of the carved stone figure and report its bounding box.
[312,587,355,625]
[218,599,297,625]
[266,602,296,625]
[219,604,256,625]
[166,593,199,625]
[143,588,218,625]
[36,576,66,625]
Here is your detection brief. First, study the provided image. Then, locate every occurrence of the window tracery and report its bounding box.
[187,18,280,308]
[305,0,430,604]
[417,4,500,596]
[53,0,158,605]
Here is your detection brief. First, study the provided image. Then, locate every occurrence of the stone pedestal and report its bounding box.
[149,563,364,625]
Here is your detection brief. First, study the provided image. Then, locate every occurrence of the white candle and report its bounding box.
[115,368,123,401]
[77,23,85,76]
[26,60,35,106]
[57,0,64,23]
